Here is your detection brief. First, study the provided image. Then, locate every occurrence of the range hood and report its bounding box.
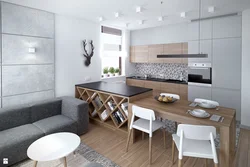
[157,54,208,58]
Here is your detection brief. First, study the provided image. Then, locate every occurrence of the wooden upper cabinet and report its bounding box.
[163,43,183,64]
[130,43,188,64]
[133,45,149,63]
[130,46,135,63]
[148,44,164,63]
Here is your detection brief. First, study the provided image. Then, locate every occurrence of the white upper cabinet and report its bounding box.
[188,40,212,63]
[188,20,212,41]
[213,16,242,39]
[212,38,242,90]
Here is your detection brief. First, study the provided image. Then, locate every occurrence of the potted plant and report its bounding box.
[109,67,115,76]
[103,67,109,78]
[115,68,120,76]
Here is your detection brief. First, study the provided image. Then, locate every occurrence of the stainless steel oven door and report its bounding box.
[188,63,212,87]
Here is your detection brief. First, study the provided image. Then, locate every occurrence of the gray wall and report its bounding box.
[130,15,242,120]
[241,9,250,127]
[1,2,55,107]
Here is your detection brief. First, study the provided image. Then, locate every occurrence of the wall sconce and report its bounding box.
[28,47,36,53]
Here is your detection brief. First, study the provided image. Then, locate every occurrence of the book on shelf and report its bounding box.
[112,113,119,125]
[121,102,128,117]
[107,100,116,111]
[91,109,97,117]
[112,110,126,125]
[93,96,103,108]
[101,109,109,120]
[116,110,125,122]
[91,92,97,99]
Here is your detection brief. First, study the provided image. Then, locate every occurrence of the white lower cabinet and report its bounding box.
[188,85,212,101]
[212,88,241,120]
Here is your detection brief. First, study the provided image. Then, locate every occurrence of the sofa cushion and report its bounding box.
[33,115,77,135]
[30,98,62,122]
[0,104,31,131]
[0,124,44,166]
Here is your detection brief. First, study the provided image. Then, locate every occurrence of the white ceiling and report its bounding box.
[3,0,250,30]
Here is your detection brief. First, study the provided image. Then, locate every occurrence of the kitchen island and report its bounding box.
[75,81,153,133]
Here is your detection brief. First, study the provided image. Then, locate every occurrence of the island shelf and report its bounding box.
[75,81,153,134]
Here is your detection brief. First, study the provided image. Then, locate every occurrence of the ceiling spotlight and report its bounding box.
[99,17,104,22]
[208,6,215,13]
[158,16,163,21]
[138,20,144,25]
[115,12,120,18]
[136,6,142,13]
[180,12,186,18]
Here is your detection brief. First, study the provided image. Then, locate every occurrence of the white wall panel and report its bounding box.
[2,34,54,65]
[2,65,54,96]
[2,2,54,38]
[2,90,54,107]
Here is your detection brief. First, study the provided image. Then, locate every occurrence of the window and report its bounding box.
[101,26,123,77]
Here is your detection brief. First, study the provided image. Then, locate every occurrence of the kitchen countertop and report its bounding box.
[126,76,188,85]
[76,81,153,97]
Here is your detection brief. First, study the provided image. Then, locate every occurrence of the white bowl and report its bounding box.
[192,109,207,117]
[198,102,217,109]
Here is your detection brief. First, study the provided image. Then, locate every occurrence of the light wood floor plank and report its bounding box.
[80,123,248,167]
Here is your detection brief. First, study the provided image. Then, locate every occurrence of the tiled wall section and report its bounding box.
[1,2,55,107]
[134,63,188,81]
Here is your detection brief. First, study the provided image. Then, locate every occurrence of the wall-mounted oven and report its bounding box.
[188,63,212,87]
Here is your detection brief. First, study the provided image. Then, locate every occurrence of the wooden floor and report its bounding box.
[81,123,248,167]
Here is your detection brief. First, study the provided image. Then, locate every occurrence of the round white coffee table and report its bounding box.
[27,132,80,167]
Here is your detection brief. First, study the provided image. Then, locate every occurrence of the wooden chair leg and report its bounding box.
[214,163,218,167]
[142,132,145,140]
[175,122,178,132]
[205,159,208,167]
[163,129,166,149]
[172,139,175,164]
[178,159,182,167]
[63,157,67,167]
[33,161,38,167]
[149,137,152,164]
[126,129,132,152]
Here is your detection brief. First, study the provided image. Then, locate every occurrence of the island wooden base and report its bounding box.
[75,86,152,133]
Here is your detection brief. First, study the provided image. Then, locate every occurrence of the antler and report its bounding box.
[89,40,94,57]
[82,40,88,58]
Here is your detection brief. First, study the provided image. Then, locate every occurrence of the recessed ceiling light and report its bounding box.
[158,16,163,21]
[208,6,215,13]
[115,12,120,18]
[138,20,144,25]
[136,6,142,13]
[99,17,104,22]
[180,12,186,18]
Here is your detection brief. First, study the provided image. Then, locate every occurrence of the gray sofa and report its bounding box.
[0,96,89,167]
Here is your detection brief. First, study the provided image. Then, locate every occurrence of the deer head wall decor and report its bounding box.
[82,40,94,66]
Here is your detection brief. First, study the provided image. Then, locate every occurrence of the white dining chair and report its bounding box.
[172,124,218,167]
[194,98,219,107]
[126,105,166,164]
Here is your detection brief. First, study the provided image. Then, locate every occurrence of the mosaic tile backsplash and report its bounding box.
[134,63,188,81]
